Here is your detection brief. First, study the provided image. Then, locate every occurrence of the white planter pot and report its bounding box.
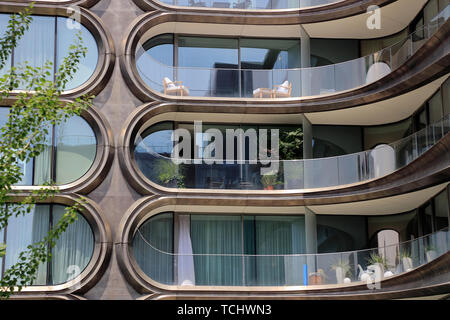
[402,257,413,272]
[335,267,345,284]
[426,250,437,263]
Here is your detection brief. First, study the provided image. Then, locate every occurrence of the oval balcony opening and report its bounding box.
[130,188,450,288]
[131,107,450,191]
[133,9,448,100]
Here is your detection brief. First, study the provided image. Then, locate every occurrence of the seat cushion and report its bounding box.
[277,81,290,94]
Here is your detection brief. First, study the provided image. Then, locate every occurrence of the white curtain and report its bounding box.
[177,215,196,286]
[14,16,55,86]
[33,129,52,185]
[51,205,94,285]
[5,205,49,285]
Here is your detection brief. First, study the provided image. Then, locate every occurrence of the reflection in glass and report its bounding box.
[0,107,97,186]
[0,13,98,91]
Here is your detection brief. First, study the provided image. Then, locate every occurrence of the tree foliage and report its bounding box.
[0,3,93,298]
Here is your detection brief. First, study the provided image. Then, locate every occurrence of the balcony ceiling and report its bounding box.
[303,0,428,38]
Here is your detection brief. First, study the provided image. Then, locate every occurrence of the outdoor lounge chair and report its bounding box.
[163,77,190,96]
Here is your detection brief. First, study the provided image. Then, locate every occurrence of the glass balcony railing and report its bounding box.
[133,114,450,190]
[132,227,450,287]
[135,15,449,99]
[154,0,341,10]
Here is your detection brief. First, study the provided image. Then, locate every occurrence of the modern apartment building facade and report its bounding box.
[0,0,449,299]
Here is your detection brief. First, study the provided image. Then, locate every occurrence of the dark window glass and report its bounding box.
[428,90,443,123]
[422,203,434,235]
[434,190,449,230]
[316,215,367,253]
[368,211,419,244]
[443,78,450,116]
[313,125,363,157]
[310,39,359,67]
[363,118,413,150]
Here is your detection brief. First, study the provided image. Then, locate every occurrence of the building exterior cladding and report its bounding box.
[0,0,449,300]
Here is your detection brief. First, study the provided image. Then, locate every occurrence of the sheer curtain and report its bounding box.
[4,205,49,285]
[0,14,12,77]
[51,205,94,285]
[190,215,242,286]
[33,128,52,185]
[55,116,96,185]
[177,214,195,285]
[253,216,305,286]
[14,16,55,87]
[132,213,174,284]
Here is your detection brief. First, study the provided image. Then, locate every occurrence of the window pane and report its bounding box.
[317,215,367,253]
[313,125,363,157]
[434,190,449,230]
[423,203,434,235]
[136,34,174,93]
[240,38,300,69]
[178,37,239,97]
[424,0,439,25]
[443,78,450,116]
[368,211,419,243]
[250,215,305,286]
[133,212,174,285]
[178,37,238,68]
[50,205,94,285]
[56,17,98,90]
[55,116,96,185]
[190,215,242,286]
[5,205,49,285]
[0,13,12,76]
[428,91,443,123]
[14,16,55,85]
[363,118,413,150]
[33,125,52,186]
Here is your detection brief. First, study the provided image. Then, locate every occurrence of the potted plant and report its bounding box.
[155,159,185,188]
[261,172,281,190]
[366,253,388,278]
[331,259,352,284]
[400,251,413,272]
[425,245,437,263]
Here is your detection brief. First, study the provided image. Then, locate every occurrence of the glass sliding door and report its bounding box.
[178,37,239,97]
[190,215,243,286]
[245,215,305,286]
[240,38,300,97]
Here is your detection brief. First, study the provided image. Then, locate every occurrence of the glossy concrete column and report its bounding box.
[305,207,318,277]
[302,114,313,159]
[300,25,311,97]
